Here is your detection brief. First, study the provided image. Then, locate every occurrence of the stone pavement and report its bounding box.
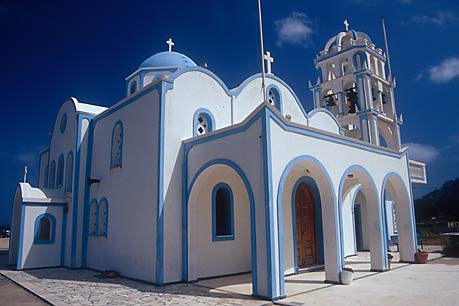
[0,266,269,306]
[0,272,49,306]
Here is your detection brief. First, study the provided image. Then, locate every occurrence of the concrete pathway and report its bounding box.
[0,247,456,306]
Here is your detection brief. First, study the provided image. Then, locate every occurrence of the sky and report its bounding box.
[1,0,459,226]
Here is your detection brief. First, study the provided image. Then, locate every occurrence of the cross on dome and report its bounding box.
[264,51,274,74]
[166,38,175,52]
[344,19,350,31]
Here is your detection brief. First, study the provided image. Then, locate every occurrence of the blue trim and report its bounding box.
[184,158,258,297]
[212,183,235,241]
[33,213,57,244]
[61,205,68,265]
[291,177,324,272]
[266,84,282,113]
[339,165,387,271]
[350,185,362,254]
[57,154,65,188]
[381,171,416,256]
[88,199,98,236]
[81,120,95,267]
[308,108,344,134]
[110,121,124,169]
[129,80,137,95]
[71,114,94,268]
[22,202,66,207]
[156,81,173,285]
[193,108,215,137]
[276,155,337,291]
[98,197,109,237]
[49,160,56,188]
[317,45,383,64]
[16,205,26,270]
[354,204,363,252]
[65,151,74,192]
[261,108,277,299]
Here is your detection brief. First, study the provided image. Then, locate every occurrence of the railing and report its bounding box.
[409,160,427,184]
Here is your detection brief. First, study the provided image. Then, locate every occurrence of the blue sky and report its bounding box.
[1,0,458,225]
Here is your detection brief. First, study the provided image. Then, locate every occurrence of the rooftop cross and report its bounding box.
[166,38,174,52]
[344,19,350,31]
[263,51,274,74]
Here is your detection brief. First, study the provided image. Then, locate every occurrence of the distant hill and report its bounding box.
[415,178,459,222]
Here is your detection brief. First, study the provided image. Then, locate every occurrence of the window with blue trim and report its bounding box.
[98,198,108,237]
[49,160,56,188]
[57,154,64,188]
[129,81,137,95]
[34,214,56,244]
[65,152,73,192]
[89,200,98,236]
[44,165,49,188]
[212,183,234,241]
[60,113,67,133]
[194,112,214,136]
[267,86,281,111]
[111,122,123,169]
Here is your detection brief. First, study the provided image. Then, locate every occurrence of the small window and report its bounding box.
[60,113,67,133]
[267,86,282,112]
[98,198,109,237]
[89,199,98,236]
[111,121,123,169]
[49,160,56,188]
[56,154,64,188]
[65,152,73,192]
[193,109,214,137]
[212,183,234,241]
[130,81,137,94]
[44,165,49,188]
[34,214,56,244]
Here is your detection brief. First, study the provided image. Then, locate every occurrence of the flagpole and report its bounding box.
[257,0,267,102]
[381,16,393,83]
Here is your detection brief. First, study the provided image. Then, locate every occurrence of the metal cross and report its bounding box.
[344,19,350,31]
[166,38,174,52]
[263,51,274,74]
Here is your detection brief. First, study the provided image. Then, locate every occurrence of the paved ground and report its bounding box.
[0,243,457,306]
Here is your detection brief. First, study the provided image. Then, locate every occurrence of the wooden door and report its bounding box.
[295,182,317,267]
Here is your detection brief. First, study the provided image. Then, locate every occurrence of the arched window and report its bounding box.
[65,152,73,192]
[49,160,56,188]
[266,85,282,112]
[60,113,67,133]
[89,199,98,236]
[111,121,123,169]
[129,81,137,94]
[34,213,56,244]
[98,198,109,237]
[56,154,64,188]
[193,109,215,136]
[212,183,234,241]
[44,165,49,188]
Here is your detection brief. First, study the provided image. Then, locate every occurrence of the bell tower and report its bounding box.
[309,20,402,150]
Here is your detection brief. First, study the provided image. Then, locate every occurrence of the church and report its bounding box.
[9,23,427,300]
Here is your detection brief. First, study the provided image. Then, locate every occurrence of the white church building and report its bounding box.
[9,24,427,300]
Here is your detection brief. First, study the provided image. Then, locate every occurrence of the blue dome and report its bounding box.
[139,51,197,69]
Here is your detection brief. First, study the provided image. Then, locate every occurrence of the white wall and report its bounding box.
[20,206,63,269]
[87,88,160,282]
[188,166,251,280]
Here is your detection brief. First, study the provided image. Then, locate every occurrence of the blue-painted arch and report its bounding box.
[34,213,57,244]
[212,182,234,241]
[338,164,388,270]
[291,176,324,269]
[184,158,258,297]
[192,108,215,136]
[276,155,338,296]
[266,84,282,113]
[110,120,124,169]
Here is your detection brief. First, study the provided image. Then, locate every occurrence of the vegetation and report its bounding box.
[415,178,459,222]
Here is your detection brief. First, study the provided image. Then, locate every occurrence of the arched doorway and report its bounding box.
[294,182,318,267]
